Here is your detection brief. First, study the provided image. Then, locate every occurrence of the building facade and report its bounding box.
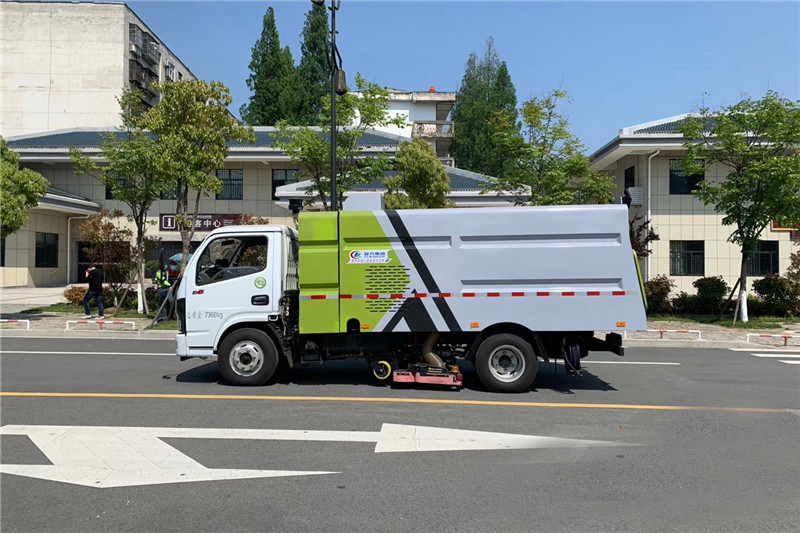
[591,114,797,294]
[0,0,195,138]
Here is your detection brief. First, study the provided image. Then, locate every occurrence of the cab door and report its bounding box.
[183,231,278,350]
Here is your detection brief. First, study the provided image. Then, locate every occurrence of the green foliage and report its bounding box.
[80,209,135,304]
[671,292,701,315]
[692,276,729,314]
[644,275,674,314]
[296,4,330,126]
[384,139,453,209]
[451,38,518,177]
[0,137,49,238]
[753,275,800,316]
[141,79,254,272]
[240,7,299,125]
[485,90,614,206]
[273,74,404,210]
[678,91,800,320]
[63,284,158,310]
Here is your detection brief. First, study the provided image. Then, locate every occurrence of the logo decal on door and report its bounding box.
[254,277,267,289]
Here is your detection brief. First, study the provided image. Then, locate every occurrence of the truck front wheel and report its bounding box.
[475,333,538,393]
[218,328,279,386]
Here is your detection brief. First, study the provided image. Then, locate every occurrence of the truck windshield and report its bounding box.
[195,235,268,286]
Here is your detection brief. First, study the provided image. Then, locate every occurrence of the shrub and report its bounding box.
[124,286,159,311]
[63,285,88,306]
[671,291,701,315]
[693,276,729,314]
[745,295,768,317]
[752,275,800,317]
[644,275,674,314]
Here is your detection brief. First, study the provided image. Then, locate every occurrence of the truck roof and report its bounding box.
[204,224,297,238]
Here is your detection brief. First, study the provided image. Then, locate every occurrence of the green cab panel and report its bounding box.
[298,212,339,334]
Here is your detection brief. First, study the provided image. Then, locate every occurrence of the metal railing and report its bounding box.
[412,121,454,138]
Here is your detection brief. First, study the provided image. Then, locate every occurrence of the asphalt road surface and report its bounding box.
[1,337,798,533]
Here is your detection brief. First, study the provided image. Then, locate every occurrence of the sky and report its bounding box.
[126,0,800,153]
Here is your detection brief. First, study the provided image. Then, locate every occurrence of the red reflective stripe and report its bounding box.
[390,293,404,299]
[366,294,380,299]
[310,295,326,300]
[587,291,600,296]
[612,291,626,296]
[562,292,575,296]
[463,293,476,298]
[438,293,451,298]
[340,294,352,299]
[487,292,500,297]
[536,292,549,296]
[511,292,525,297]
[414,293,427,298]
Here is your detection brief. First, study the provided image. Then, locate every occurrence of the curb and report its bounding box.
[0,329,176,340]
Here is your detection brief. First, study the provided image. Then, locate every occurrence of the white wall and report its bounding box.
[0,2,127,137]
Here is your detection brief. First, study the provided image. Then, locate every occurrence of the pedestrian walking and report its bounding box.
[83,264,104,319]
[154,263,172,322]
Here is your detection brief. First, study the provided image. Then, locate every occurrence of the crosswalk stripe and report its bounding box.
[779,360,800,365]
[751,353,800,358]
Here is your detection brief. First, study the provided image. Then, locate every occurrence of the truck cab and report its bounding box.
[175,225,297,362]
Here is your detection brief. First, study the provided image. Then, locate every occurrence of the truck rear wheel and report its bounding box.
[475,333,538,393]
[218,328,279,386]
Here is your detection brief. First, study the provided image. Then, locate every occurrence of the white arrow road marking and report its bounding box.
[0,424,621,488]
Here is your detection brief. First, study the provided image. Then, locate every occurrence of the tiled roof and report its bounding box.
[45,187,92,202]
[7,128,404,150]
[632,117,715,134]
[352,167,489,192]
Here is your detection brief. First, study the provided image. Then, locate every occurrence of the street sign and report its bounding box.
[0,424,620,488]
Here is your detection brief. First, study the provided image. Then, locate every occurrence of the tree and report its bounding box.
[240,7,298,126]
[70,89,170,314]
[629,213,660,259]
[274,73,405,210]
[384,139,453,209]
[296,3,330,125]
[678,90,800,322]
[451,38,518,177]
[485,90,615,206]
[80,209,135,308]
[0,137,49,238]
[142,80,255,274]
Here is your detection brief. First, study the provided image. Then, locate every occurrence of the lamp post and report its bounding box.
[311,0,346,211]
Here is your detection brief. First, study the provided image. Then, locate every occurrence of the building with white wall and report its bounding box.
[590,114,797,294]
[0,0,195,138]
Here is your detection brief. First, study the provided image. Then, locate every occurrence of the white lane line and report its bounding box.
[779,360,800,365]
[752,353,800,358]
[0,351,174,356]
[730,348,800,352]
[579,361,680,366]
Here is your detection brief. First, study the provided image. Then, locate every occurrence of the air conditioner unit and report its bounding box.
[625,186,643,206]
[129,43,139,56]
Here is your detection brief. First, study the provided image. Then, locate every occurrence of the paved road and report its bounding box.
[1,337,798,532]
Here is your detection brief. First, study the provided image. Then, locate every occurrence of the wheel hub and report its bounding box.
[230,341,264,376]
[488,346,526,382]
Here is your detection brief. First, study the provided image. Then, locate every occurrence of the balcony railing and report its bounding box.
[412,120,454,139]
[129,61,157,97]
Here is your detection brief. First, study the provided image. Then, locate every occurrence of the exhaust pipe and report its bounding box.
[422,332,445,368]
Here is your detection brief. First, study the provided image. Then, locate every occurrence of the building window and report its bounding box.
[161,183,179,200]
[0,237,5,267]
[624,166,636,189]
[178,72,183,81]
[216,169,243,200]
[164,62,175,82]
[670,240,704,276]
[747,241,779,276]
[105,174,130,200]
[669,159,704,195]
[35,232,59,268]
[272,169,299,200]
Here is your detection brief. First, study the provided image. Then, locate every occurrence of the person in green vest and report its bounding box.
[154,264,172,323]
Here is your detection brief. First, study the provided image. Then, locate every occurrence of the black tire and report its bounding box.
[218,328,279,386]
[475,333,538,393]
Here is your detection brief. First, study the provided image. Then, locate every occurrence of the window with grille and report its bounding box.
[105,174,130,200]
[216,169,243,200]
[624,166,636,189]
[35,232,59,268]
[669,159,704,195]
[670,240,704,276]
[746,241,779,276]
[272,169,299,200]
